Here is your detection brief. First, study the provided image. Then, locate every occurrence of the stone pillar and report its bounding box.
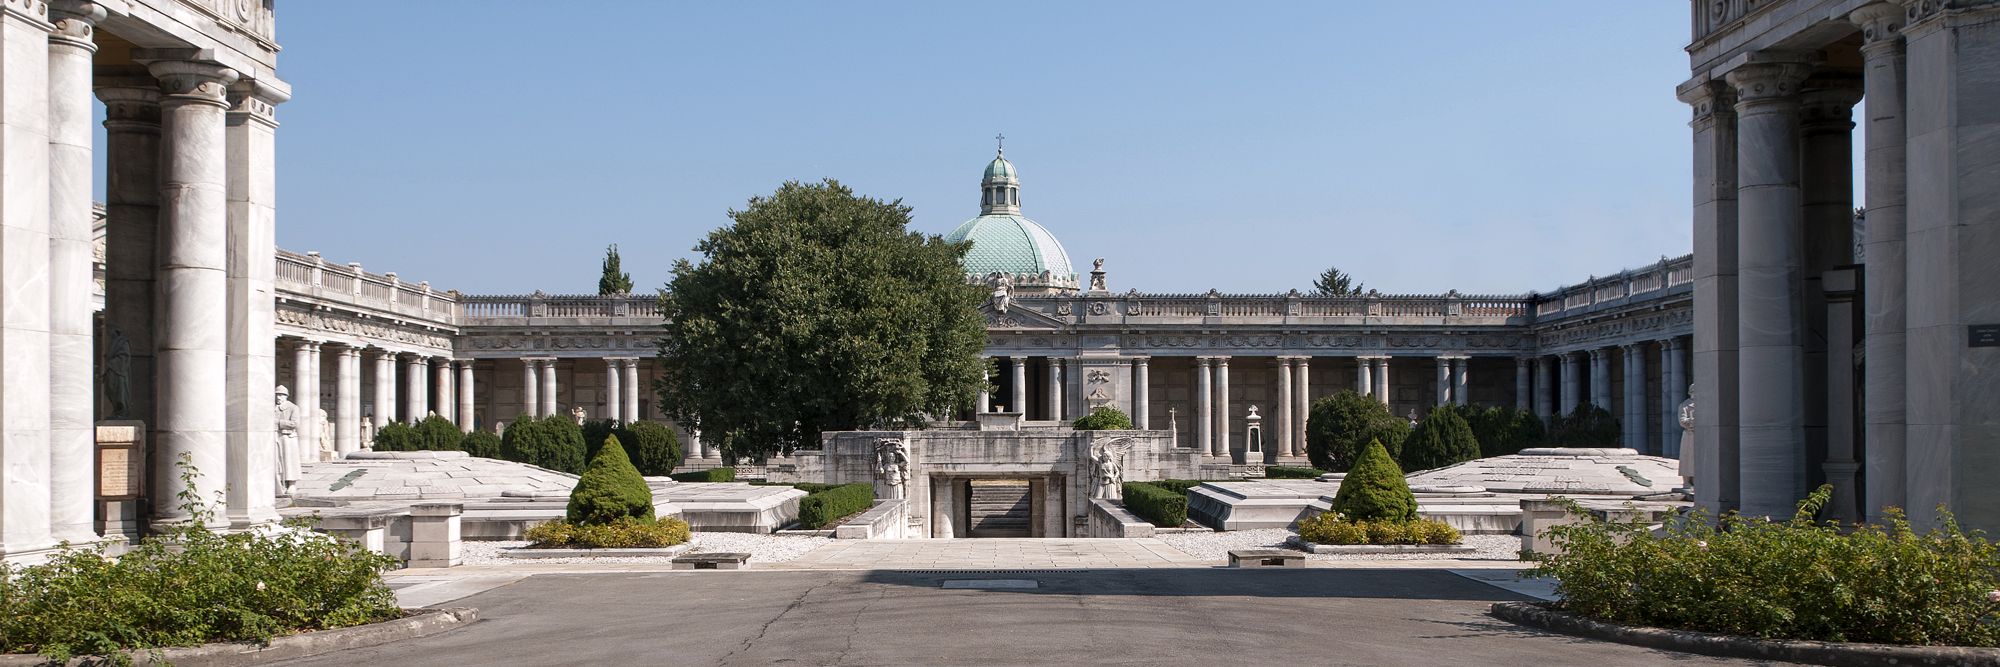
[1678,78,1741,515]
[296,342,320,468]
[1622,344,1648,453]
[222,73,284,527]
[433,358,454,424]
[1195,357,1213,455]
[1799,82,1861,496]
[1009,356,1027,415]
[456,360,476,433]
[519,358,537,419]
[538,358,557,419]
[1453,358,1470,408]
[1558,353,1578,413]
[1588,348,1612,410]
[1822,269,1861,523]
[1293,357,1310,456]
[1371,358,1389,407]
[1275,357,1293,457]
[1046,357,1064,421]
[1728,59,1812,517]
[976,358,990,414]
[1214,357,1231,456]
[371,350,394,427]
[46,1,101,544]
[605,358,622,423]
[1435,356,1452,406]
[1132,357,1150,429]
[1535,357,1554,418]
[404,355,427,423]
[0,4,56,556]
[336,347,361,455]
[145,57,239,529]
[620,359,639,423]
[931,477,956,539]
[1661,338,1687,458]
[1849,2,1907,522]
[1355,356,1371,395]
[98,82,161,431]
[1515,358,1531,412]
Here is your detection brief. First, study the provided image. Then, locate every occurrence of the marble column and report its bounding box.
[456,360,476,433]
[605,358,622,423]
[1661,339,1687,458]
[1214,357,1231,456]
[98,83,161,431]
[1292,357,1310,456]
[296,342,320,467]
[145,57,238,528]
[1453,358,1470,408]
[434,357,454,424]
[620,359,639,423]
[1589,348,1612,410]
[931,477,956,539]
[46,1,101,543]
[1850,2,1907,522]
[336,347,361,455]
[519,358,537,419]
[0,4,56,556]
[1799,82,1861,497]
[1622,344,1647,453]
[404,355,428,423]
[1371,358,1389,407]
[1046,357,1064,421]
[1514,358,1531,412]
[1009,356,1027,415]
[1131,357,1150,429]
[1535,357,1554,418]
[1435,356,1452,406]
[1558,353,1578,412]
[1728,59,1812,517]
[537,358,557,419]
[1275,357,1293,457]
[1195,357,1214,455]
[1679,78,1741,515]
[223,76,284,527]
[1355,356,1371,395]
[371,350,394,428]
[976,358,989,414]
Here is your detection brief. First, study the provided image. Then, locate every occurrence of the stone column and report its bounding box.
[371,350,395,427]
[1046,357,1064,421]
[1435,356,1452,406]
[1622,344,1647,453]
[98,83,161,431]
[46,1,102,543]
[296,342,321,467]
[456,360,476,433]
[1453,358,1470,408]
[1678,78,1741,515]
[404,355,427,423]
[222,74,284,527]
[336,347,361,455]
[1355,356,1371,395]
[1850,2,1907,522]
[1588,348,1612,410]
[1515,358,1531,412]
[1535,357,1554,418]
[620,359,639,423]
[605,358,622,423]
[434,358,454,423]
[1799,82,1861,496]
[1009,355,1027,415]
[538,358,557,419]
[1371,358,1389,407]
[1293,357,1310,456]
[1195,357,1213,455]
[1728,59,1812,517]
[1214,357,1231,456]
[1132,357,1150,429]
[1558,353,1578,413]
[931,477,956,539]
[1275,357,1293,457]
[145,57,239,528]
[519,358,537,419]
[1661,338,1686,458]
[0,2,56,557]
[976,357,990,414]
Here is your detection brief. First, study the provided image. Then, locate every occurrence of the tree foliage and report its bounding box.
[1399,405,1481,472]
[1311,266,1364,296]
[1304,390,1410,472]
[566,436,655,525]
[1549,403,1621,447]
[1465,405,1546,458]
[1327,440,1417,523]
[598,243,633,295]
[501,415,587,474]
[1072,406,1133,430]
[655,179,987,459]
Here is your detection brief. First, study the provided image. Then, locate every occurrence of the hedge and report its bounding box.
[669,468,736,483]
[1121,482,1188,527]
[1147,479,1205,495]
[796,483,874,529]
[1263,465,1324,479]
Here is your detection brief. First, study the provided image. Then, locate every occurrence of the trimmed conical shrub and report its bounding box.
[1329,439,1417,522]
[566,435,655,525]
[1400,406,1481,472]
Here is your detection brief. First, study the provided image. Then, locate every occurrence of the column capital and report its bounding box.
[226,79,288,127]
[48,1,104,48]
[1724,59,1813,107]
[1676,79,1737,126]
[1849,2,1906,46]
[1131,356,1150,365]
[136,56,239,108]
[95,81,162,125]
[1,1,53,30]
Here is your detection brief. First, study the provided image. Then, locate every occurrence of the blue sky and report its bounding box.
[254,1,1704,296]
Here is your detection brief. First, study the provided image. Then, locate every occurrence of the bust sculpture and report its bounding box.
[874,438,909,500]
[1677,384,1695,489]
[274,386,301,494]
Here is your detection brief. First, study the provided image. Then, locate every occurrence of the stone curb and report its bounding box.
[0,607,477,667]
[500,544,693,559]
[1284,535,1475,554]
[1488,601,2000,667]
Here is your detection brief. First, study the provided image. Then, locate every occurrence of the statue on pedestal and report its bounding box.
[874,438,909,500]
[360,414,375,451]
[570,406,587,425]
[317,408,335,461]
[1091,437,1135,501]
[104,325,132,419]
[274,386,301,495]
[1677,384,1695,491]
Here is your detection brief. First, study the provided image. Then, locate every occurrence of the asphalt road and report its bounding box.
[275,569,1780,666]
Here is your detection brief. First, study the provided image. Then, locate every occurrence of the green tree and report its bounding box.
[655,179,987,459]
[501,415,587,474]
[1549,404,1621,447]
[1311,266,1364,296]
[1328,439,1417,522]
[415,414,462,452]
[621,420,683,476]
[1304,390,1410,472]
[1466,405,1545,458]
[598,244,633,295]
[1400,405,1481,472]
[565,436,654,525]
[1072,406,1133,430]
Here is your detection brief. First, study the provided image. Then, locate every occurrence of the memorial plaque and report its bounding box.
[1971,324,2000,348]
[98,446,143,499]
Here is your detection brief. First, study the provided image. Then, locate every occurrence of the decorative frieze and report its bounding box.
[274,306,452,352]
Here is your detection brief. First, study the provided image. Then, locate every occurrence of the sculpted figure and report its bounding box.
[318,408,335,461]
[1089,258,1108,291]
[274,386,301,494]
[987,273,1012,313]
[571,406,587,425]
[104,326,132,419]
[874,438,909,500]
[1091,437,1135,501]
[360,414,375,451]
[1677,384,1695,488]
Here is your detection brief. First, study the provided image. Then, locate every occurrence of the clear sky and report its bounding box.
[260,1,1703,297]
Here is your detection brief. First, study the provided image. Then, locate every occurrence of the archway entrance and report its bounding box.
[965,479,1033,537]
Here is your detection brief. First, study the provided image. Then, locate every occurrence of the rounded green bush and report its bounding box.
[501,415,587,474]
[1305,391,1411,472]
[415,415,462,452]
[370,421,418,451]
[1400,406,1481,472]
[1073,406,1134,430]
[621,420,682,476]
[566,436,655,525]
[460,431,502,459]
[1549,403,1620,447]
[1466,405,1545,458]
[1328,439,1417,523]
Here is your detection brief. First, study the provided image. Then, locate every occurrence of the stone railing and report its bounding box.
[1529,254,1693,321]
[1012,290,1533,324]
[275,250,458,326]
[457,293,662,323]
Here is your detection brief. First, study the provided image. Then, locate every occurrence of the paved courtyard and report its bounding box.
[282,569,1775,666]
[780,537,1205,569]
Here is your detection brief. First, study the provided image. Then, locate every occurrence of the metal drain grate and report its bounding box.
[941,579,1038,590]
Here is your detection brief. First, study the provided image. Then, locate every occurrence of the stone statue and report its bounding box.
[874,438,909,500]
[1407,409,1419,427]
[103,325,132,419]
[1089,258,1108,292]
[360,414,375,451]
[571,406,587,425]
[1091,437,1134,501]
[987,273,1012,314]
[1677,384,1695,489]
[274,386,301,494]
[317,408,335,461]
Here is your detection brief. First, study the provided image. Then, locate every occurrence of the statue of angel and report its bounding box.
[1091,437,1135,500]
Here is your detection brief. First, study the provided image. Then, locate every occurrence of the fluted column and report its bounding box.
[605,358,623,423]
[433,357,454,423]
[519,358,537,419]
[1131,357,1150,428]
[46,1,101,543]
[1679,78,1741,515]
[1850,2,1907,522]
[145,57,238,529]
[1195,357,1214,455]
[1275,357,1293,457]
[1728,59,1812,517]
[1214,357,1232,456]
[1292,357,1310,456]
[336,347,361,455]
[374,350,397,427]
[1453,358,1470,408]
[620,359,640,422]
[1661,338,1687,458]
[1435,356,1451,406]
[1622,344,1648,452]
[1589,348,1612,410]
[1009,356,1027,415]
[1046,357,1064,421]
[1514,358,1531,412]
[1371,357,1389,407]
[403,355,427,423]
[538,358,557,418]
[1534,357,1554,418]
[456,360,476,433]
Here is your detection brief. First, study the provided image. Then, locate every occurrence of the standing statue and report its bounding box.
[1677,384,1696,490]
[874,438,909,500]
[274,386,301,495]
[1089,258,1108,292]
[317,408,336,461]
[1407,409,1419,428]
[1091,437,1135,500]
[103,325,132,419]
[359,413,375,451]
[570,406,587,425]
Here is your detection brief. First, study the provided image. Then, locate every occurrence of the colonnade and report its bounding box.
[279,338,474,462]
[1527,336,1690,456]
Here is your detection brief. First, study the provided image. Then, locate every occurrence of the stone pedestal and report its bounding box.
[94,421,148,544]
[407,502,462,568]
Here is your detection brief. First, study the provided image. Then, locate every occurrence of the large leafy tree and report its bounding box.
[655,179,986,459]
[1305,390,1410,472]
[1312,266,1364,296]
[599,244,634,295]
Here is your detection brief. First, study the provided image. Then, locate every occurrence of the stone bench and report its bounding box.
[672,552,751,570]
[1227,549,1305,568]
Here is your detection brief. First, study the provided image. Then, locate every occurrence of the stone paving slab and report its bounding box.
[779,538,1209,570]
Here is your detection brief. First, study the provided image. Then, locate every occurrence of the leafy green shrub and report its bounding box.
[567,436,655,525]
[524,517,691,549]
[501,415,587,474]
[621,420,682,476]
[1328,439,1417,523]
[1400,406,1481,472]
[1073,406,1134,430]
[1530,486,2000,647]
[669,467,736,483]
[1147,479,1205,495]
[1297,513,1459,545]
[370,421,418,451]
[1466,405,1546,458]
[0,455,400,663]
[797,483,874,529]
[1305,390,1411,472]
[414,415,462,452]
[461,430,502,459]
[1548,404,1620,447]
[1408,519,1462,545]
[1264,465,1324,479]
[1121,482,1188,527]
[581,419,620,462]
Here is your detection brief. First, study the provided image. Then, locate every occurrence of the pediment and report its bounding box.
[981,302,1065,331]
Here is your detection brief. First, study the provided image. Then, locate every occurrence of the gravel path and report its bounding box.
[460,532,834,566]
[1156,529,1523,562]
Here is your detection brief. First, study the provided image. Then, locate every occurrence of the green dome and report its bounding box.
[946,214,1074,280]
[984,155,1016,180]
